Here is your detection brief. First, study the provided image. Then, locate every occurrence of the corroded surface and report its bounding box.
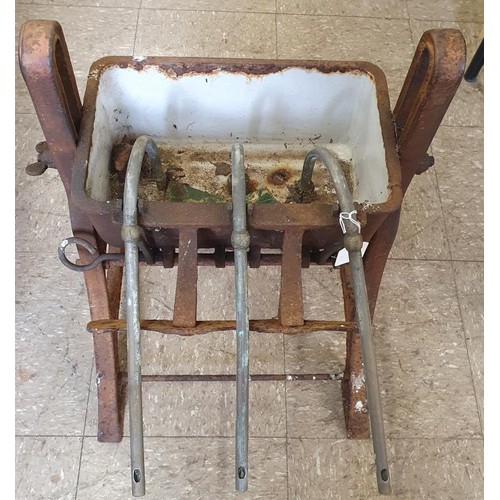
[15,4,482,499]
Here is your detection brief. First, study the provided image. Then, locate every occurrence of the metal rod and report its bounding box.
[300,147,391,495]
[231,143,250,492]
[464,38,483,82]
[349,251,391,494]
[122,135,160,497]
[87,318,356,336]
[103,252,333,269]
[120,373,342,382]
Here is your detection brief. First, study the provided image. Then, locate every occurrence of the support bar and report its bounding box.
[87,318,357,336]
[278,229,305,326]
[231,143,250,492]
[121,373,342,382]
[172,228,199,328]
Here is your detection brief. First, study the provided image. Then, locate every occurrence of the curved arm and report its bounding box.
[298,147,358,264]
[299,147,356,223]
[299,147,391,494]
[123,136,164,227]
[121,135,163,497]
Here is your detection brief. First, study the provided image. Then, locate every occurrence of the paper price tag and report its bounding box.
[334,241,369,267]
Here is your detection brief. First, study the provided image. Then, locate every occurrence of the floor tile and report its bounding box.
[284,266,347,374]
[287,259,482,441]
[432,126,483,261]
[135,10,276,58]
[134,266,285,376]
[16,253,93,436]
[77,437,287,499]
[85,379,286,438]
[374,260,481,438]
[15,437,82,500]
[135,329,285,376]
[278,0,408,18]
[453,260,483,428]
[410,20,483,127]
[287,437,483,499]
[407,0,484,22]
[301,266,346,320]
[391,169,450,260]
[284,330,346,374]
[286,380,346,438]
[31,0,141,7]
[16,5,138,114]
[277,15,414,97]
[409,20,483,68]
[15,114,74,254]
[142,0,275,12]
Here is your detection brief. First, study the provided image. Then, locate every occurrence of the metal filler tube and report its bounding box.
[299,147,392,495]
[122,135,165,497]
[231,143,251,492]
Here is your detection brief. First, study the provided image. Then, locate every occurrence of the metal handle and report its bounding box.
[393,29,466,194]
[18,20,82,191]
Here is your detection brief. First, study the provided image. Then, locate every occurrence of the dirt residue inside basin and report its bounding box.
[106,140,356,204]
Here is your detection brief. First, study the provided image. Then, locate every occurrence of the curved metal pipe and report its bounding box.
[299,147,391,495]
[122,135,162,497]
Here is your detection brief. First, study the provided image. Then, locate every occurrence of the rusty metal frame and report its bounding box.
[18,16,465,483]
[19,20,125,442]
[340,29,466,438]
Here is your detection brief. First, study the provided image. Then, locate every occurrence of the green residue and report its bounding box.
[165,181,278,204]
[165,182,226,203]
[246,189,278,204]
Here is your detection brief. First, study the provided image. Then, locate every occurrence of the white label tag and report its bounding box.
[334,242,369,267]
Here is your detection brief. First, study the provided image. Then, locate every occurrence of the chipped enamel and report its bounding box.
[87,65,390,204]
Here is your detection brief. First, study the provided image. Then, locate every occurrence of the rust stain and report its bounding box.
[266,167,292,186]
[111,141,133,172]
[214,162,231,176]
[97,58,377,83]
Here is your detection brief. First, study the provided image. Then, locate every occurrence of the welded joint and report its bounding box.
[344,233,364,252]
[121,224,142,243]
[295,179,315,201]
[231,231,250,250]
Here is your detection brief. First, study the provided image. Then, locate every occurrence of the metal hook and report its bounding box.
[58,237,125,272]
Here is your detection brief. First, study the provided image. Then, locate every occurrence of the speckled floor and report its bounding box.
[15,1,483,499]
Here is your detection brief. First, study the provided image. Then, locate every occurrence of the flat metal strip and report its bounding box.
[172,228,199,327]
[278,229,305,326]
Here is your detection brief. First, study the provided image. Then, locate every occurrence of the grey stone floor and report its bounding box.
[15,1,483,499]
